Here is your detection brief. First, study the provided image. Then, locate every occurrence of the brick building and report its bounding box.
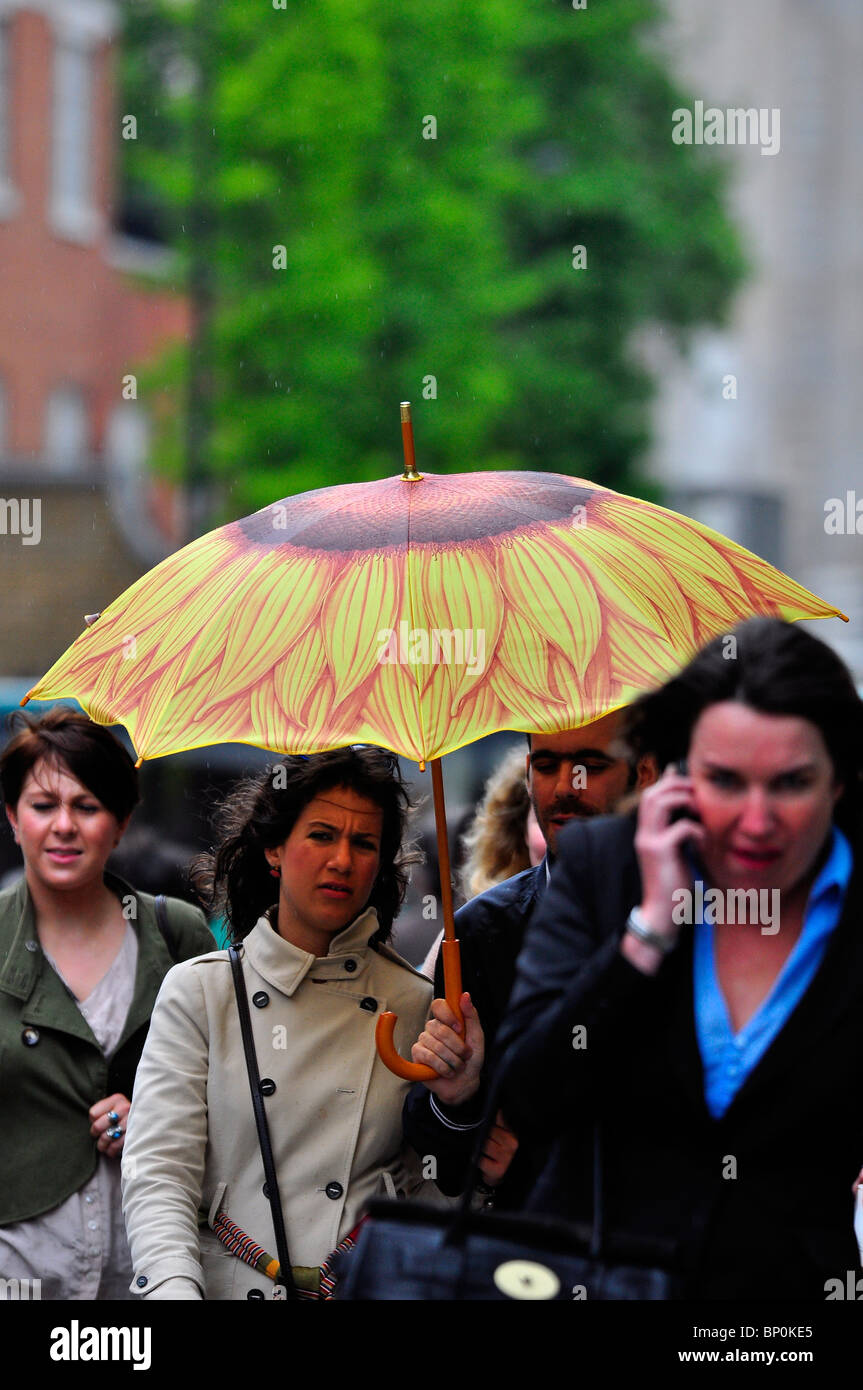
[0,0,189,680]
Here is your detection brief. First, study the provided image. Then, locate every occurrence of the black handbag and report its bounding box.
[334,1109,679,1301]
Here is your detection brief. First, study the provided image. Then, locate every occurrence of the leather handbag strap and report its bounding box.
[228,944,299,1300]
[154,894,178,962]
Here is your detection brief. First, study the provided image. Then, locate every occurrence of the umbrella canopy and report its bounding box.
[25,471,845,764]
[24,449,847,1082]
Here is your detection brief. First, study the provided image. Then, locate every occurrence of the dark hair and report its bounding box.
[626,619,863,836]
[193,747,421,943]
[0,707,140,823]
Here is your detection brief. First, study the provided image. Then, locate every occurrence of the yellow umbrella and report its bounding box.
[25,405,847,1078]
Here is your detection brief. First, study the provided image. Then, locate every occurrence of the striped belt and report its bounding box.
[213,1210,364,1300]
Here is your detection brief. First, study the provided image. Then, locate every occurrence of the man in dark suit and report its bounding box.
[402,711,656,1206]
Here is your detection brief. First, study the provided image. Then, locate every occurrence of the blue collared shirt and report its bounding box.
[694,826,853,1119]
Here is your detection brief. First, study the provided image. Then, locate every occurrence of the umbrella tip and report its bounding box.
[134,756,144,769]
[84,612,101,627]
[399,402,423,482]
[19,694,30,707]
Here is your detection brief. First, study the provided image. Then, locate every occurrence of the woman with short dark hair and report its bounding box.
[121,746,435,1300]
[0,708,213,1299]
[492,618,863,1299]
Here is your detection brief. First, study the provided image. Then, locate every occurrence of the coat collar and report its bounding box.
[242,906,383,997]
[0,873,44,999]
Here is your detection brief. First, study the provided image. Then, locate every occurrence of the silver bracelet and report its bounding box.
[625,905,678,956]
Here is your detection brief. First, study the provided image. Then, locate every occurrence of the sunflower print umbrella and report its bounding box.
[24,472,844,765]
[25,420,846,1080]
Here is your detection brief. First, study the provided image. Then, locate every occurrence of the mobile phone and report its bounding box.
[669,758,702,835]
[668,759,704,881]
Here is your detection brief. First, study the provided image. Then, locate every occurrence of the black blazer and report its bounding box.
[493,812,863,1299]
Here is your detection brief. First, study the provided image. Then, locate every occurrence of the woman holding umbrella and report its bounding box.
[121,746,435,1300]
[0,709,213,1299]
[492,618,863,1298]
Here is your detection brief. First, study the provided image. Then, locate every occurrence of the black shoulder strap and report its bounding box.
[228,944,298,1300]
[154,894,179,963]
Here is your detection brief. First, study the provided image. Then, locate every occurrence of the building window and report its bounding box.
[45,385,90,474]
[50,39,98,242]
[106,402,172,565]
[0,375,7,458]
[0,19,8,181]
[0,17,17,220]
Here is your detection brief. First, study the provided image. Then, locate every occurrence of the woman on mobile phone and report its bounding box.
[121,747,435,1300]
[490,618,863,1299]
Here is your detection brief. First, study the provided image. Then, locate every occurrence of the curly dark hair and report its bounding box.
[192,747,421,943]
[0,707,139,823]
[625,618,863,837]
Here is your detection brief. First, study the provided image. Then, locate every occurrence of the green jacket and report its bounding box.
[0,871,214,1225]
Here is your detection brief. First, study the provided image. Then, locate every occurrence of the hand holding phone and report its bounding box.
[631,757,707,943]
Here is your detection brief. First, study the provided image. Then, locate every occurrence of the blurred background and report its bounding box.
[0,0,858,962]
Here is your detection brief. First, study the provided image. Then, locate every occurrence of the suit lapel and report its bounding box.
[0,879,96,1044]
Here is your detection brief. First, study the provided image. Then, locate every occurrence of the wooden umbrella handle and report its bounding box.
[374,1013,436,1082]
[374,937,463,1081]
[375,411,459,1082]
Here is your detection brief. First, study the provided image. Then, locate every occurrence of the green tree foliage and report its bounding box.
[120,0,744,518]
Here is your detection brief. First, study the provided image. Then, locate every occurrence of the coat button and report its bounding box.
[136,1276,148,1288]
[252,991,269,1008]
[344,959,357,973]
[260,1078,276,1097]
[247,1289,266,1299]
[21,1027,39,1047]
[360,996,377,1011]
[262,1183,270,1199]
[24,939,39,953]
[325,1181,344,1200]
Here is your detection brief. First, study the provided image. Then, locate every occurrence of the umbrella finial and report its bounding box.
[399,402,423,482]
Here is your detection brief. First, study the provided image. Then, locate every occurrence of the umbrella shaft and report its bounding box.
[430,758,456,941]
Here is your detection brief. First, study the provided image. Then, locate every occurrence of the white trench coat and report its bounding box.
[121,907,436,1299]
